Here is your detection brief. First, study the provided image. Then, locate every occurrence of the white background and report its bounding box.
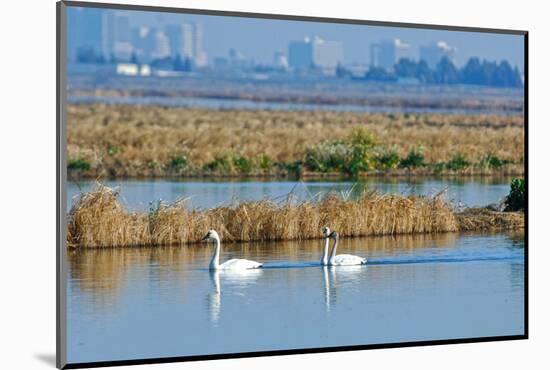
[0,0,548,369]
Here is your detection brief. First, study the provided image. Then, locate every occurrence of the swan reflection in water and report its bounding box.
[207,268,263,325]
[323,265,364,313]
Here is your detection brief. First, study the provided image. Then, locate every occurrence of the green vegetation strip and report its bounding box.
[69,128,519,178]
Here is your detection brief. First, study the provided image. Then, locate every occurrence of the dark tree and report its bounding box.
[130,52,138,64]
[435,57,460,84]
[151,56,174,70]
[394,58,418,78]
[364,67,397,82]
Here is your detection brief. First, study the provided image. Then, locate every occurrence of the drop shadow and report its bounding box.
[34,353,56,367]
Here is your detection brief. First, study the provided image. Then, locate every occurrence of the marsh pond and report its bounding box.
[66,176,524,363]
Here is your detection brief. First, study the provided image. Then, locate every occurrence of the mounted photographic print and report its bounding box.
[56,1,527,368]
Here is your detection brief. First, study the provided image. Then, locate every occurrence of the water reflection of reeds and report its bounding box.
[67,231,523,312]
[66,232,457,307]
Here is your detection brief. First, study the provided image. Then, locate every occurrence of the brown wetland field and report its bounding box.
[67,104,524,178]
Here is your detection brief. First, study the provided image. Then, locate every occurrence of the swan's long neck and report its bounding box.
[321,236,330,265]
[209,236,221,270]
[328,235,338,264]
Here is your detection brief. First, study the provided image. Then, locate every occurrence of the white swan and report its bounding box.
[327,231,368,266]
[320,226,332,266]
[202,229,263,270]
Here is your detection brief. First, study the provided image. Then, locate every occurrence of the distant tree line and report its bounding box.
[358,57,523,88]
[149,54,193,72]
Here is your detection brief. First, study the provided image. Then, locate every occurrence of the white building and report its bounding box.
[164,22,207,66]
[288,36,343,70]
[150,30,171,60]
[370,38,412,70]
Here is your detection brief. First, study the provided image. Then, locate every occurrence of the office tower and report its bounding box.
[312,37,343,68]
[370,38,411,70]
[101,11,133,61]
[67,7,103,62]
[288,38,314,69]
[150,30,171,60]
[288,36,343,69]
[164,22,206,66]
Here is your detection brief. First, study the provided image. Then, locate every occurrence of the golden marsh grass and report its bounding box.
[67,104,524,178]
[67,183,523,248]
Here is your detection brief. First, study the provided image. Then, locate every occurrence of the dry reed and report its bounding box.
[66,183,522,249]
[455,207,524,231]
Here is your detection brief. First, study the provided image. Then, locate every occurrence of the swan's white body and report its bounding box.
[214,258,262,270]
[203,230,263,270]
[327,231,367,266]
[331,254,367,266]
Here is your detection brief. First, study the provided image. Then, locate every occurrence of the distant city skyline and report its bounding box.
[67,6,524,71]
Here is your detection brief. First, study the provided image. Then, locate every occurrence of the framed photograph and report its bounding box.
[57,1,527,368]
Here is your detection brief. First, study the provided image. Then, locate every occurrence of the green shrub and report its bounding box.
[375,147,400,169]
[445,154,470,171]
[204,156,232,173]
[258,154,273,170]
[68,158,91,171]
[433,162,446,173]
[169,155,188,171]
[284,161,303,176]
[203,153,252,174]
[304,128,378,176]
[477,154,513,169]
[400,147,426,169]
[233,155,252,173]
[504,178,525,211]
[304,140,352,172]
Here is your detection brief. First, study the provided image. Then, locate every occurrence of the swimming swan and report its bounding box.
[328,231,368,266]
[202,229,263,270]
[320,227,332,265]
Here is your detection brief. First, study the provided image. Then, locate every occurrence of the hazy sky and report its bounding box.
[70,6,525,70]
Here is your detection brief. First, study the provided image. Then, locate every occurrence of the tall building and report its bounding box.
[312,37,344,68]
[288,36,343,70]
[165,23,193,59]
[164,22,207,66]
[370,39,411,70]
[419,41,457,68]
[150,30,171,60]
[288,38,313,69]
[101,11,133,61]
[192,23,207,67]
[67,7,103,62]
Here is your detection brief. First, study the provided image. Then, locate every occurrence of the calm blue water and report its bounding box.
[67,177,513,212]
[67,95,521,116]
[66,232,524,363]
